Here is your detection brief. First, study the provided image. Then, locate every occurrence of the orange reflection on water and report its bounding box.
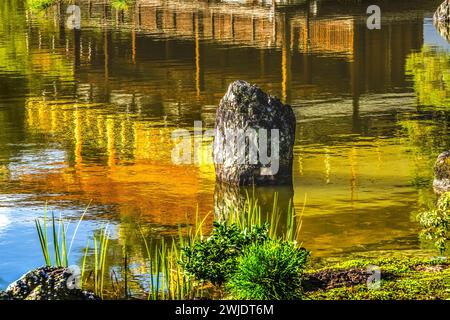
[23,98,215,227]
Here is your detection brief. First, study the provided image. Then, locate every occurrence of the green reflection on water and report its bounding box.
[406,46,450,110]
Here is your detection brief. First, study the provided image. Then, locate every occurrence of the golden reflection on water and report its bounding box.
[23,97,216,226]
[20,94,436,256]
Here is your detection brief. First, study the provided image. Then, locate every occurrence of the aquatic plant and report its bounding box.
[226,240,310,300]
[72,226,111,298]
[35,208,69,268]
[417,192,450,254]
[225,192,304,243]
[179,192,304,288]
[35,202,90,268]
[139,206,212,300]
[34,192,305,299]
[140,231,196,300]
[34,203,112,297]
[134,192,304,299]
[92,227,110,297]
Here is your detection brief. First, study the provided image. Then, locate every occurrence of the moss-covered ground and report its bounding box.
[304,256,450,300]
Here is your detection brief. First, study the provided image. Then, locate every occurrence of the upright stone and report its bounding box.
[433,151,450,194]
[434,0,450,23]
[434,0,450,42]
[213,80,296,186]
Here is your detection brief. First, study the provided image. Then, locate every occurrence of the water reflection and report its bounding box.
[1,0,450,291]
[214,183,294,222]
[406,45,450,110]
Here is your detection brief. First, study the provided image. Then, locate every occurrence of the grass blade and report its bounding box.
[68,201,91,256]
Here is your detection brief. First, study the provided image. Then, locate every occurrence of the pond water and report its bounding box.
[1,0,450,294]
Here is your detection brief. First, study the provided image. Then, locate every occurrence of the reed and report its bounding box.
[137,191,304,300]
[34,207,69,268]
[34,203,112,297]
[80,239,89,290]
[226,191,305,243]
[75,225,111,298]
[140,228,195,300]
[35,203,90,268]
[92,226,110,298]
[34,192,304,299]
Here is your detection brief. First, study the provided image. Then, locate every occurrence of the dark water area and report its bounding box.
[1,0,450,293]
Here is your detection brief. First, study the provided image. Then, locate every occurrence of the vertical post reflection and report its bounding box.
[74,29,81,69]
[349,146,357,206]
[104,30,109,87]
[351,23,363,133]
[107,118,116,169]
[194,12,204,98]
[132,12,136,64]
[281,12,291,104]
[195,13,200,97]
[74,109,83,169]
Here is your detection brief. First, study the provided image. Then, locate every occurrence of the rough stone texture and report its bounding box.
[0,290,11,300]
[433,151,450,194]
[213,80,296,186]
[214,182,248,221]
[2,267,100,300]
[434,0,450,23]
[434,0,450,42]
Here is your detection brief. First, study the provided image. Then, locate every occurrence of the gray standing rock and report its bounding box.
[434,0,450,23]
[213,80,296,186]
[2,266,100,300]
[433,151,450,194]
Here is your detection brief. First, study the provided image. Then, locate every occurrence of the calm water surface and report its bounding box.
[1,0,450,292]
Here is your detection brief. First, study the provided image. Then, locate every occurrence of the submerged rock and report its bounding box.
[2,266,100,300]
[213,80,296,186]
[433,151,450,194]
